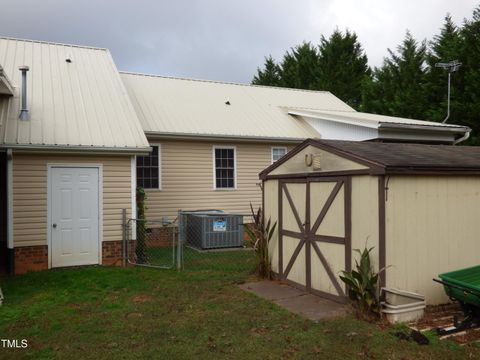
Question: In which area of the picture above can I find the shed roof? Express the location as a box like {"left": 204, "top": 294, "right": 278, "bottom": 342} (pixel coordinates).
{"left": 0, "top": 36, "right": 150, "bottom": 153}
{"left": 120, "top": 71, "right": 351, "bottom": 141}
{"left": 261, "top": 139, "right": 480, "bottom": 178}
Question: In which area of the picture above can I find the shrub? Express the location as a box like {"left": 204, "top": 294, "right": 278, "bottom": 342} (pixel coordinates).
{"left": 136, "top": 186, "right": 147, "bottom": 262}
{"left": 340, "top": 246, "right": 381, "bottom": 317}
{"left": 244, "top": 204, "right": 277, "bottom": 279}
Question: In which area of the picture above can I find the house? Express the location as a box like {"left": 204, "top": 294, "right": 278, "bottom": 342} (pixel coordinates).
{"left": 0, "top": 37, "right": 150, "bottom": 274}
{"left": 260, "top": 139, "right": 480, "bottom": 304}
{"left": 0, "top": 35, "right": 471, "bottom": 274}
{"left": 119, "top": 72, "right": 470, "bottom": 222}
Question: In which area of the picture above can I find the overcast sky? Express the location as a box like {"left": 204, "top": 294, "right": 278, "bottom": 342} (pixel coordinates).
{"left": 0, "top": 0, "right": 477, "bottom": 83}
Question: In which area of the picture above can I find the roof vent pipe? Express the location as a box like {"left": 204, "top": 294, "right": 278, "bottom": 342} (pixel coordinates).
{"left": 18, "top": 66, "right": 29, "bottom": 121}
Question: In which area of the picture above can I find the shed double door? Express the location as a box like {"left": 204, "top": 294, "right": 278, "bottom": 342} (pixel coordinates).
{"left": 278, "top": 177, "right": 351, "bottom": 301}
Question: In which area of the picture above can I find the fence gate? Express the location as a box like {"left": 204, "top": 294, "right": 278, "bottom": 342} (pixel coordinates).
{"left": 124, "top": 218, "right": 177, "bottom": 269}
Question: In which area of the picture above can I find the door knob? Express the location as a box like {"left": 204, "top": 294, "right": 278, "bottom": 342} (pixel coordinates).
{"left": 52, "top": 223, "right": 57, "bottom": 228}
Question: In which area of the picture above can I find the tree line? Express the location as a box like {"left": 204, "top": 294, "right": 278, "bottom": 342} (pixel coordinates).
{"left": 252, "top": 7, "right": 480, "bottom": 144}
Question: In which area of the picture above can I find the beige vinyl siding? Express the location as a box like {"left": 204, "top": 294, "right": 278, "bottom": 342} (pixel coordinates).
{"left": 145, "top": 140, "right": 293, "bottom": 218}
{"left": 13, "top": 154, "right": 132, "bottom": 247}
{"left": 264, "top": 179, "right": 279, "bottom": 273}
{"left": 351, "top": 176, "right": 379, "bottom": 272}
{"left": 385, "top": 175, "right": 480, "bottom": 304}
{"left": 269, "top": 145, "right": 368, "bottom": 176}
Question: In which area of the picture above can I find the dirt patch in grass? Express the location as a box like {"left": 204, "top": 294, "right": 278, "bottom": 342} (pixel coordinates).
{"left": 66, "top": 303, "right": 81, "bottom": 308}
{"left": 126, "top": 312, "right": 143, "bottom": 319}
{"left": 131, "top": 294, "right": 154, "bottom": 303}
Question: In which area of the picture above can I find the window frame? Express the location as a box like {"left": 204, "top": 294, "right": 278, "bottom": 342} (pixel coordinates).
{"left": 212, "top": 145, "right": 237, "bottom": 190}
{"left": 136, "top": 143, "right": 162, "bottom": 190}
{"left": 271, "top": 146, "right": 288, "bottom": 164}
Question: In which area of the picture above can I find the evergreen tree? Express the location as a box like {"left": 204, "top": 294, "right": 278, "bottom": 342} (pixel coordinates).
{"left": 278, "top": 42, "right": 320, "bottom": 89}
{"left": 425, "top": 15, "right": 464, "bottom": 123}
{"left": 252, "top": 56, "right": 281, "bottom": 86}
{"left": 251, "top": 32, "right": 370, "bottom": 110}
{"left": 250, "top": 5, "right": 480, "bottom": 143}
{"left": 459, "top": 6, "right": 480, "bottom": 144}
{"left": 363, "top": 32, "right": 429, "bottom": 119}
{"left": 317, "top": 29, "right": 371, "bottom": 109}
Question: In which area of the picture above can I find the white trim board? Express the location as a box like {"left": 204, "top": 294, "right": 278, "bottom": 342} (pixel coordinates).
{"left": 130, "top": 156, "right": 137, "bottom": 239}
{"left": 6, "top": 149, "right": 13, "bottom": 250}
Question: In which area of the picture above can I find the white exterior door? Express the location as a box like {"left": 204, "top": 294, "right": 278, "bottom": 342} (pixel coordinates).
{"left": 50, "top": 167, "right": 100, "bottom": 267}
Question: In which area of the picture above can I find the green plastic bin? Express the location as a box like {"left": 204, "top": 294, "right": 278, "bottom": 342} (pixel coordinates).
{"left": 439, "top": 265, "right": 480, "bottom": 307}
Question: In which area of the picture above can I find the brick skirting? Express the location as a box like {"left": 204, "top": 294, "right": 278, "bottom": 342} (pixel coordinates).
{"left": 146, "top": 226, "right": 178, "bottom": 247}
{"left": 13, "top": 241, "right": 134, "bottom": 274}
{"left": 14, "top": 245, "right": 48, "bottom": 274}
{"left": 102, "top": 240, "right": 135, "bottom": 266}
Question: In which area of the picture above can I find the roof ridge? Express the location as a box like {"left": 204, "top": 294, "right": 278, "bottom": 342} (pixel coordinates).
{"left": 0, "top": 35, "right": 108, "bottom": 51}
{"left": 119, "top": 70, "right": 334, "bottom": 94}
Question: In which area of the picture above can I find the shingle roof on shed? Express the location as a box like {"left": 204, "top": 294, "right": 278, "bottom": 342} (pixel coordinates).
{"left": 261, "top": 139, "right": 480, "bottom": 178}
{"left": 315, "top": 140, "right": 480, "bottom": 170}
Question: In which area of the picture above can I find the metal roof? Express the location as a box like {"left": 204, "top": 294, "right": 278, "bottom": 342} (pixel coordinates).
{"left": 0, "top": 36, "right": 150, "bottom": 152}
{"left": 120, "top": 71, "right": 355, "bottom": 140}
{"left": 121, "top": 71, "right": 470, "bottom": 143}
{"left": 0, "top": 65, "right": 14, "bottom": 95}
{"left": 288, "top": 109, "right": 470, "bottom": 132}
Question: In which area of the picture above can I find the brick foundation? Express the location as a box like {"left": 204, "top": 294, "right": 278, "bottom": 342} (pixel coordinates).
{"left": 13, "top": 241, "right": 134, "bottom": 274}
{"left": 102, "top": 240, "right": 136, "bottom": 266}
{"left": 14, "top": 245, "right": 48, "bottom": 274}
{"left": 146, "top": 226, "right": 178, "bottom": 247}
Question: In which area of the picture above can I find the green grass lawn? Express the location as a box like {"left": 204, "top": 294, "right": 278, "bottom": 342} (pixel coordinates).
{"left": 137, "top": 245, "right": 256, "bottom": 272}
{"left": 0, "top": 266, "right": 479, "bottom": 360}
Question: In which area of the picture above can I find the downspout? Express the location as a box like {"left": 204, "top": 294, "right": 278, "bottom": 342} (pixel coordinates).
{"left": 6, "top": 149, "right": 14, "bottom": 275}
{"left": 453, "top": 130, "right": 470, "bottom": 145}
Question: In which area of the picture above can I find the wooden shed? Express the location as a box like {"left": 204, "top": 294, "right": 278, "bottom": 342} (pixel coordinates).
{"left": 260, "top": 139, "right": 480, "bottom": 305}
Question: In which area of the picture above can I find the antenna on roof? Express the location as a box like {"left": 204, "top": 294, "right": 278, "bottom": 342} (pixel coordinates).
{"left": 435, "top": 60, "right": 462, "bottom": 123}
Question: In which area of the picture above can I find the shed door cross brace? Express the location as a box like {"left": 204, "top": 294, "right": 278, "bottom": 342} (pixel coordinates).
{"left": 279, "top": 178, "right": 351, "bottom": 297}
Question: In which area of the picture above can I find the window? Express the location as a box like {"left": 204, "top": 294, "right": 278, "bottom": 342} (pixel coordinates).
{"left": 136, "top": 145, "right": 161, "bottom": 189}
{"left": 272, "top": 147, "right": 287, "bottom": 163}
{"left": 214, "top": 147, "right": 236, "bottom": 189}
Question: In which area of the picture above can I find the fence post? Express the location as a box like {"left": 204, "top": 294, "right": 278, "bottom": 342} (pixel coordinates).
{"left": 177, "top": 211, "right": 183, "bottom": 270}
{"left": 122, "top": 208, "right": 127, "bottom": 267}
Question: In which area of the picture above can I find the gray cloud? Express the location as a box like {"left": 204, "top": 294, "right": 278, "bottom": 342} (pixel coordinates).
{"left": 0, "top": 0, "right": 477, "bottom": 83}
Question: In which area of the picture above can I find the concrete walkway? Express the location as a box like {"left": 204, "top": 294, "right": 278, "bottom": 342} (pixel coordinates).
{"left": 239, "top": 280, "right": 348, "bottom": 321}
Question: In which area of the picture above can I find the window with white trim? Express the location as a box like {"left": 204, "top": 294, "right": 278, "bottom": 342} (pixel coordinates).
{"left": 214, "top": 147, "right": 235, "bottom": 189}
{"left": 272, "top": 147, "right": 287, "bottom": 163}
{"left": 136, "top": 145, "right": 161, "bottom": 189}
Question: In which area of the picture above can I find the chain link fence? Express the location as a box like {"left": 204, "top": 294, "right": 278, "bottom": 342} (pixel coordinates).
{"left": 123, "top": 210, "right": 256, "bottom": 273}
{"left": 177, "top": 211, "right": 256, "bottom": 273}
{"left": 125, "top": 217, "right": 178, "bottom": 269}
